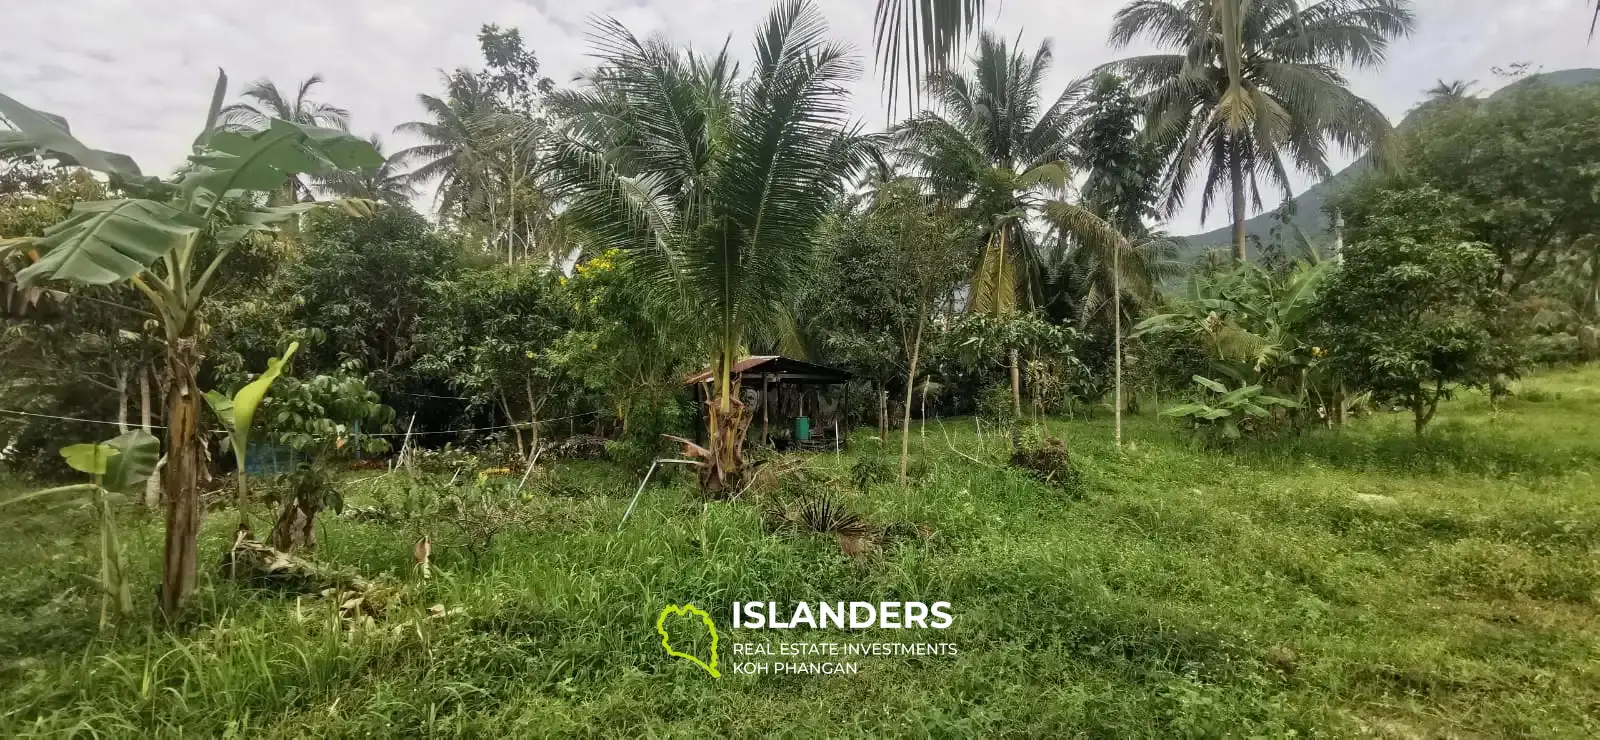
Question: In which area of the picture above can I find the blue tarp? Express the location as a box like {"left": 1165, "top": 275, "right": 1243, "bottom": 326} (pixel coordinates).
{"left": 243, "top": 443, "right": 297, "bottom": 476}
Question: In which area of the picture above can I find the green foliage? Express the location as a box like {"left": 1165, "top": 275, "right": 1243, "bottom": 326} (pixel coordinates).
{"left": 894, "top": 32, "right": 1133, "bottom": 316}
{"left": 207, "top": 342, "right": 299, "bottom": 468}
{"left": 100, "top": 430, "right": 160, "bottom": 494}
{"left": 1103, "top": 0, "right": 1412, "bottom": 258}
{"left": 240, "top": 205, "right": 459, "bottom": 387}
{"left": 1315, "top": 186, "right": 1516, "bottom": 434}
{"left": 282, "top": 460, "right": 342, "bottom": 516}
{"left": 259, "top": 368, "right": 395, "bottom": 456}
{"left": 7, "top": 366, "right": 1600, "bottom": 735}
{"left": 1163, "top": 375, "right": 1299, "bottom": 448}
{"left": 849, "top": 444, "right": 894, "bottom": 493}
{"left": 811, "top": 181, "right": 971, "bottom": 384}
{"left": 795, "top": 493, "right": 871, "bottom": 537}
{"left": 0, "top": 92, "right": 139, "bottom": 175}
{"left": 58, "top": 443, "right": 116, "bottom": 476}
{"left": 551, "top": 249, "right": 697, "bottom": 457}
{"left": 415, "top": 261, "right": 571, "bottom": 454}
{"left": 944, "top": 311, "right": 1078, "bottom": 375}
{"left": 1339, "top": 79, "right": 1600, "bottom": 295}
{"left": 976, "top": 382, "right": 1019, "bottom": 428}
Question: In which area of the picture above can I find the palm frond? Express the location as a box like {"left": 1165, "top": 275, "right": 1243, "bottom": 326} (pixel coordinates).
{"left": 872, "top": 0, "right": 990, "bottom": 117}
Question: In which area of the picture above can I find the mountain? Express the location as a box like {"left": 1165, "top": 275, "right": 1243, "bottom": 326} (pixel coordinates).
{"left": 1176, "top": 68, "right": 1600, "bottom": 259}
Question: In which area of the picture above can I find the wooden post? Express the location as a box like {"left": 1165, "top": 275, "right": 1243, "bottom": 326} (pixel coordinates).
{"left": 761, "top": 373, "right": 770, "bottom": 444}
{"left": 842, "top": 381, "right": 850, "bottom": 438}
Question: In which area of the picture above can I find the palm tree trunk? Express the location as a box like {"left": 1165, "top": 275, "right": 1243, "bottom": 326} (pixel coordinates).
{"left": 899, "top": 311, "right": 924, "bottom": 485}
{"left": 1113, "top": 241, "right": 1123, "bottom": 450}
{"left": 1009, "top": 347, "right": 1022, "bottom": 417}
{"left": 1230, "top": 135, "right": 1247, "bottom": 262}
{"left": 703, "top": 345, "right": 748, "bottom": 495}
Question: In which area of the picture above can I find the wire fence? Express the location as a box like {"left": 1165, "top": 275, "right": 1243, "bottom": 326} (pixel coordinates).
{"left": 0, "top": 408, "right": 601, "bottom": 438}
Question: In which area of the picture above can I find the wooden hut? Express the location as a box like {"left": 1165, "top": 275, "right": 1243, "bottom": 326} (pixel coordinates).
{"left": 683, "top": 356, "right": 853, "bottom": 450}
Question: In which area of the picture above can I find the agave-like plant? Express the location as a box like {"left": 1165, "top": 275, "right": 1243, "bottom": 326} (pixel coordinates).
{"left": 0, "top": 74, "right": 380, "bottom": 618}
{"left": 548, "top": 0, "right": 867, "bottom": 494}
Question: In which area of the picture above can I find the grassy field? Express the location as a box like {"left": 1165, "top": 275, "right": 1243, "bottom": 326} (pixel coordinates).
{"left": 3, "top": 367, "right": 1598, "bottom": 737}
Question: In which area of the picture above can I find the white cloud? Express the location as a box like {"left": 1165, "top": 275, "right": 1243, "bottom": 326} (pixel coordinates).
{"left": 3, "top": 0, "right": 1596, "bottom": 234}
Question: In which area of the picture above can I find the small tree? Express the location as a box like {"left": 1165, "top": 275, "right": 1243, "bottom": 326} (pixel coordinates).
{"left": 415, "top": 263, "right": 571, "bottom": 459}
{"left": 1315, "top": 186, "right": 1514, "bottom": 434}
{"left": 813, "top": 182, "right": 968, "bottom": 483}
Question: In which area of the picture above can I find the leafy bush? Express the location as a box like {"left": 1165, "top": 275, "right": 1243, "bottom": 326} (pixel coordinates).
{"left": 410, "top": 445, "right": 479, "bottom": 477}
{"left": 976, "top": 382, "right": 1019, "bottom": 428}
{"left": 849, "top": 445, "right": 894, "bottom": 492}
{"left": 1315, "top": 186, "right": 1517, "bottom": 434}
{"left": 1164, "top": 376, "right": 1299, "bottom": 448}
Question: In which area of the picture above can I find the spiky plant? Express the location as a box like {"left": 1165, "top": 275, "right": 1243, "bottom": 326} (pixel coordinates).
{"left": 797, "top": 494, "right": 872, "bottom": 537}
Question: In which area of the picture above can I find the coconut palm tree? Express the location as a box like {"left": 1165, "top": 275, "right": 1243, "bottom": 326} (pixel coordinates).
{"left": 314, "top": 135, "right": 416, "bottom": 205}
{"left": 393, "top": 73, "right": 557, "bottom": 264}
{"left": 893, "top": 33, "right": 1095, "bottom": 313}
{"left": 1103, "top": 0, "right": 1415, "bottom": 262}
{"left": 872, "top": 0, "right": 990, "bottom": 114}
{"left": 219, "top": 75, "right": 350, "bottom": 203}
{"left": 390, "top": 72, "right": 501, "bottom": 220}
{"left": 547, "top": 0, "right": 865, "bottom": 493}
{"left": 1425, "top": 79, "right": 1476, "bottom": 102}
{"left": 894, "top": 32, "right": 1132, "bottom": 412}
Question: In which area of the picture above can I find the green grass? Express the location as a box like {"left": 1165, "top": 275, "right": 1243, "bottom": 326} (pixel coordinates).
{"left": 3, "top": 367, "right": 1599, "bottom": 737}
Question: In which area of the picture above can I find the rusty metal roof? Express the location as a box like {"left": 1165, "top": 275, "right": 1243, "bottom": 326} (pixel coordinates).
{"left": 683, "top": 355, "right": 853, "bottom": 385}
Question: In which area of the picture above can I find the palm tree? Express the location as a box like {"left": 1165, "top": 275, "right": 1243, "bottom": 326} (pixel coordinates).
{"left": 547, "top": 0, "right": 864, "bottom": 493}
{"left": 219, "top": 75, "right": 350, "bottom": 203}
{"left": 872, "top": 0, "right": 990, "bottom": 114}
{"left": 391, "top": 72, "right": 501, "bottom": 220}
{"left": 894, "top": 32, "right": 1129, "bottom": 412}
{"left": 1104, "top": 0, "right": 1415, "bottom": 262}
{"left": 1425, "top": 79, "right": 1476, "bottom": 102}
{"left": 393, "top": 73, "right": 557, "bottom": 264}
{"left": 315, "top": 135, "right": 416, "bottom": 204}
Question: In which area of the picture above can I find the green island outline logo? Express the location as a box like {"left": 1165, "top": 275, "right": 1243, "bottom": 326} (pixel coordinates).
{"left": 656, "top": 603, "right": 721, "bottom": 678}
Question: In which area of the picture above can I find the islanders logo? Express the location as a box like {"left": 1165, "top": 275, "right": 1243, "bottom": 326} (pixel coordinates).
{"left": 656, "top": 604, "right": 721, "bottom": 678}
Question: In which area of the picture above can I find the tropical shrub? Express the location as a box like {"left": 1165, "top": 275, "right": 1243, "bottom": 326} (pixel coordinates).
{"left": 1314, "top": 186, "right": 1517, "bottom": 434}
{"left": 1164, "top": 375, "right": 1299, "bottom": 448}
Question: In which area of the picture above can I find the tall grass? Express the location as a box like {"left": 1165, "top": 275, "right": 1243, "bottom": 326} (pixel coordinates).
{"left": 2, "top": 367, "right": 1598, "bottom": 736}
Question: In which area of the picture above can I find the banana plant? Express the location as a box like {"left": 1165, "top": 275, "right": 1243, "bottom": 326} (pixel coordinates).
{"left": 1132, "top": 260, "right": 1330, "bottom": 396}
{"left": 2, "top": 430, "right": 160, "bottom": 627}
{"left": 2, "top": 74, "right": 381, "bottom": 618}
{"left": 1163, "top": 375, "right": 1299, "bottom": 447}
{"left": 205, "top": 342, "right": 299, "bottom": 533}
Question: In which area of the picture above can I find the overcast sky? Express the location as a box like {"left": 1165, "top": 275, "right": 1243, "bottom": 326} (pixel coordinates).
{"left": 3, "top": 0, "right": 1596, "bottom": 234}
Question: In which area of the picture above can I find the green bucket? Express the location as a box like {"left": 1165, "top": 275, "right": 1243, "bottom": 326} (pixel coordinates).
{"left": 794, "top": 415, "right": 811, "bottom": 441}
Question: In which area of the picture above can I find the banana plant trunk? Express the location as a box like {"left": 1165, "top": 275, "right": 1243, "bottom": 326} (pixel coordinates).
{"left": 159, "top": 339, "right": 204, "bottom": 620}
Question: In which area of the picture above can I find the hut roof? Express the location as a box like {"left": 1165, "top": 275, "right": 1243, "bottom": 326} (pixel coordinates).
{"left": 683, "top": 356, "right": 853, "bottom": 386}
